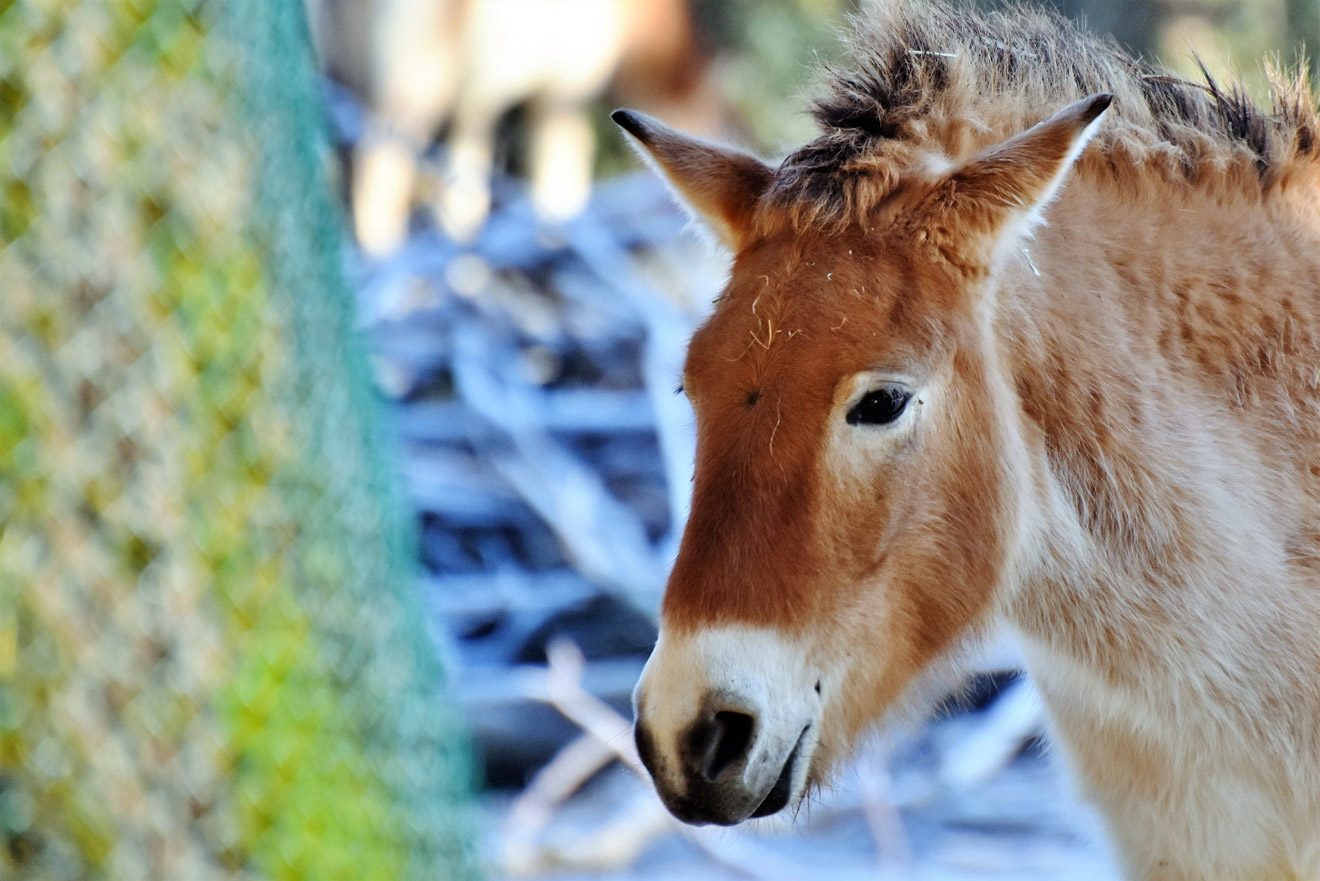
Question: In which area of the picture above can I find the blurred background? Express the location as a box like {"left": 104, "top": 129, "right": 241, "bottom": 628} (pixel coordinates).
{"left": 2, "top": 1, "right": 1314, "bottom": 880}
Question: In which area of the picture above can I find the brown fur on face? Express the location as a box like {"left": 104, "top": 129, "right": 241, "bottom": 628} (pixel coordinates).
{"left": 660, "top": 208, "right": 1030, "bottom": 755}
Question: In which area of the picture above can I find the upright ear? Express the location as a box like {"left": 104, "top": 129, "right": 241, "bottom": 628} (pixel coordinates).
{"left": 924, "top": 93, "right": 1113, "bottom": 268}
{"left": 612, "top": 109, "right": 773, "bottom": 251}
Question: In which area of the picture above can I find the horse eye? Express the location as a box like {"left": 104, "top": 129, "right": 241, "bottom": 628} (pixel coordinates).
{"left": 846, "top": 387, "right": 912, "bottom": 426}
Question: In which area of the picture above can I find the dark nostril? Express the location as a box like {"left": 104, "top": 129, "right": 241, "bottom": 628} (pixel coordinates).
{"left": 689, "top": 710, "right": 756, "bottom": 783}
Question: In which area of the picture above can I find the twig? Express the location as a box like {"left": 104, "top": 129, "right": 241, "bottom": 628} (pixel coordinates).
{"left": 502, "top": 733, "right": 616, "bottom": 875}
{"left": 856, "top": 746, "right": 913, "bottom": 873}
{"left": 543, "top": 638, "right": 647, "bottom": 774}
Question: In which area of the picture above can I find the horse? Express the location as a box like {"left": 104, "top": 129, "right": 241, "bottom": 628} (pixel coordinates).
{"left": 615, "top": 1, "right": 1320, "bottom": 877}
{"left": 304, "top": 0, "right": 726, "bottom": 253}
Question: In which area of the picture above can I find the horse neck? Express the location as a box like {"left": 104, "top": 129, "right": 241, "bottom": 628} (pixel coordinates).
{"left": 992, "top": 165, "right": 1320, "bottom": 695}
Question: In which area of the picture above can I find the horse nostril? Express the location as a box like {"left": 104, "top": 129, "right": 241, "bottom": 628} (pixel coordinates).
{"left": 689, "top": 710, "right": 756, "bottom": 783}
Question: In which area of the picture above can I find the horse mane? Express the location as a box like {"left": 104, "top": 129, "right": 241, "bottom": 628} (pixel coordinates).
{"left": 766, "top": 0, "right": 1320, "bottom": 230}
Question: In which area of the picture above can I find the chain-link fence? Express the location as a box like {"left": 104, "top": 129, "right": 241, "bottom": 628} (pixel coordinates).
{"left": 0, "top": 2, "right": 478, "bottom": 879}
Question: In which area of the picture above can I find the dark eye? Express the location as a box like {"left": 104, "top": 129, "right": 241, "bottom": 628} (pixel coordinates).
{"left": 846, "top": 387, "right": 912, "bottom": 426}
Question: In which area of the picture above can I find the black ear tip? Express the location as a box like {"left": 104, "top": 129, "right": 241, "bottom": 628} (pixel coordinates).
{"left": 611, "top": 109, "right": 650, "bottom": 143}
{"left": 1085, "top": 93, "right": 1115, "bottom": 121}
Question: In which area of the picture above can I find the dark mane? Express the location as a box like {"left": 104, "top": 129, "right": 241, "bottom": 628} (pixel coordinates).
{"left": 766, "top": 0, "right": 1319, "bottom": 228}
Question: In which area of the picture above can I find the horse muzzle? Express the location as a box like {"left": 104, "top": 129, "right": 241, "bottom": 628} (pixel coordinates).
{"left": 632, "top": 626, "right": 822, "bottom": 825}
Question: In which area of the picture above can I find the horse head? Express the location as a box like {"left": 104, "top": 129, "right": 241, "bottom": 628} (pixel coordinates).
{"left": 617, "top": 94, "right": 1110, "bottom": 825}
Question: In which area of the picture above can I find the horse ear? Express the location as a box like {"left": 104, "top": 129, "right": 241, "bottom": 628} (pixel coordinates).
{"left": 612, "top": 109, "right": 773, "bottom": 251}
{"left": 925, "top": 93, "right": 1113, "bottom": 267}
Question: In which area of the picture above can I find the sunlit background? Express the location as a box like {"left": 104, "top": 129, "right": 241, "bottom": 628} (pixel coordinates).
{"left": 3, "top": 1, "right": 1315, "bottom": 879}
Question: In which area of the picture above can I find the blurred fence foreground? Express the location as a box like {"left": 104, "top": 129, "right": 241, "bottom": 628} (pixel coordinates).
{"left": 0, "top": 3, "right": 477, "bottom": 880}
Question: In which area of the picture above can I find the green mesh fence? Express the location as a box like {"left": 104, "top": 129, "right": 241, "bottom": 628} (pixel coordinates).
{"left": 0, "top": 2, "right": 478, "bottom": 879}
